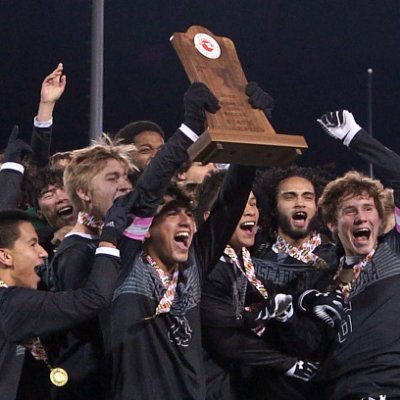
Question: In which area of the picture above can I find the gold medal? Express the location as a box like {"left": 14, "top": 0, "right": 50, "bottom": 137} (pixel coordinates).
{"left": 339, "top": 268, "right": 355, "bottom": 284}
{"left": 50, "top": 367, "right": 68, "bottom": 387}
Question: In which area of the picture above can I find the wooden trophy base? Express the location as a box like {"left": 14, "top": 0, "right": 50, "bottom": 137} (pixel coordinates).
{"left": 170, "top": 25, "right": 308, "bottom": 167}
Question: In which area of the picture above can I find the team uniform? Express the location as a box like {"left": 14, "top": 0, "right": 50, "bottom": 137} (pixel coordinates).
{"left": 315, "top": 242, "right": 400, "bottom": 399}
{"left": 246, "top": 234, "right": 338, "bottom": 400}
{"left": 49, "top": 233, "right": 103, "bottom": 400}
{"left": 0, "top": 249, "right": 120, "bottom": 400}
{"left": 201, "top": 250, "right": 298, "bottom": 400}
{"left": 109, "top": 164, "right": 255, "bottom": 400}
{"left": 346, "top": 128, "right": 400, "bottom": 254}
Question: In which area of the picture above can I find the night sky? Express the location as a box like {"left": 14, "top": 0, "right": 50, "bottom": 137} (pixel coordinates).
{"left": 1, "top": 1, "right": 400, "bottom": 175}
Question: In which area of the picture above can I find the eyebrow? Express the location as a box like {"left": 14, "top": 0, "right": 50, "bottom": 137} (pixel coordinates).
{"left": 280, "top": 190, "right": 315, "bottom": 196}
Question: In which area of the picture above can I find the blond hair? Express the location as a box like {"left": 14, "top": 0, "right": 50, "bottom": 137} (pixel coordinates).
{"left": 64, "top": 138, "right": 136, "bottom": 212}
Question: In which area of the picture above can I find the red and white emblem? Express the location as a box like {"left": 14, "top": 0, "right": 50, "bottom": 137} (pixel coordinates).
{"left": 194, "top": 33, "right": 221, "bottom": 59}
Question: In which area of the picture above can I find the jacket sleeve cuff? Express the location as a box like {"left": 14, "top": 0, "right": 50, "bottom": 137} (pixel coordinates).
{"left": 179, "top": 123, "right": 200, "bottom": 142}
{"left": 0, "top": 162, "right": 24, "bottom": 174}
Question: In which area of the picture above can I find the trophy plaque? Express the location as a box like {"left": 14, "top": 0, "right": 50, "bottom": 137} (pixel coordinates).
{"left": 170, "top": 25, "right": 308, "bottom": 166}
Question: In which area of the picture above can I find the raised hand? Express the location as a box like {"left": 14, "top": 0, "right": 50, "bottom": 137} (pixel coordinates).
{"left": 4, "top": 125, "right": 32, "bottom": 163}
{"left": 40, "top": 63, "right": 67, "bottom": 104}
{"left": 317, "top": 110, "right": 362, "bottom": 146}
{"left": 245, "top": 81, "right": 274, "bottom": 119}
{"left": 183, "top": 82, "right": 220, "bottom": 135}
{"left": 37, "top": 63, "right": 67, "bottom": 122}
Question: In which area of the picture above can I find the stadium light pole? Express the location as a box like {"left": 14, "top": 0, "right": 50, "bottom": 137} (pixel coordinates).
{"left": 89, "top": 0, "right": 104, "bottom": 141}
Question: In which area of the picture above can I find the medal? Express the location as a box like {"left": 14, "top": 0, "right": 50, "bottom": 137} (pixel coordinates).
{"left": 50, "top": 367, "right": 69, "bottom": 387}
{"left": 339, "top": 268, "right": 355, "bottom": 284}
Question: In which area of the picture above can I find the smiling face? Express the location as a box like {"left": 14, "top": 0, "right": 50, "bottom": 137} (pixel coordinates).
{"left": 0, "top": 221, "right": 48, "bottom": 289}
{"left": 332, "top": 191, "right": 382, "bottom": 256}
{"left": 276, "top": 176, "right": 317, "bottom": 244}
{"left": 133, "top": 131, "right": 164, "bottom": 171}
{"left": 38, "top": 184, "right": 75, "bottom": 228}
{"left": 144, "top": 198, "right": 196, "bottom": 272}
{"left": 229, "top": 192, "right": 259, "bottom": 252}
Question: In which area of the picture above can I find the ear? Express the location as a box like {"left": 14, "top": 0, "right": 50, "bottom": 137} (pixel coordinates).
{"left": 144, "top": 230, "right": 151, "bottom": 240}
{"left": 203, "top": 210, "right": 210, "bottom": 221}
{"left": 176, "top": 171, "right": 187, "bottom": 182}
{"left": 76, "top": 188, "right": 90, "bottom": 203}
{"left": 327, "top": 222, "right": 336, "bottom": 234}
{"left": 0, "top": 248, "right": 13, "bottom": 267}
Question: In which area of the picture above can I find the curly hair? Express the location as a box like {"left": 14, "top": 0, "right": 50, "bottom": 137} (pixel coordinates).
{"left": 254, "top": 165, "right": 336, "bottom": 240}
{"left": 318, "top": 170, "right": 386, "bottom": 229}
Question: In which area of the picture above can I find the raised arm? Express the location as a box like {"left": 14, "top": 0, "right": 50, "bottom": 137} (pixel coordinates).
{"left": 31, "top": 63, "right": 67, "bottom": 166}
{"left": 317, "top": 110, "right": 400, "bottom": 196}
{"left": 0, "top": 126, "right": 32, "bottom": 209}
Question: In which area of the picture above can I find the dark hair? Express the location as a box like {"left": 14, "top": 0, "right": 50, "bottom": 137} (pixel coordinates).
{"left": 254, "top": 164, "right": 336, "bottom": 239}
{"left": 0, "top": 209, "right": 32, "bottom": 248}
{"left": 31, "top": 167, "right": 65, "bottom": 209}
{"left": 194, "top": 170, "right": 226, "bottom": 226}
{"left": 154, "top": 183, "right": 195, "bottom": 222}
{"left": 114, "top": 120, "right": 165, "bottom": 144}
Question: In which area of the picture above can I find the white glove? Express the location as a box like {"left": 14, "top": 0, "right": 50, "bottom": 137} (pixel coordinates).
{"left": 317, "top": 110, "right": 362, "bottom": 146}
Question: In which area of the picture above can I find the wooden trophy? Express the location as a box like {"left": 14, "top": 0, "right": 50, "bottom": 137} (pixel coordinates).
{"left": 170, "top": 25, "right": 308, "bottom": 166}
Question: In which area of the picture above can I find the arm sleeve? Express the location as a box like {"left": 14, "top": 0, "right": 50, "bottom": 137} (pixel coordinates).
{"left": 350, "top": 129, "right": 400, "bottom": 198}
{"left": 30, "top": 124, "right": 52, "bottom": 167}
{"left": 128, "top": 127, "right": 193, "bottom": 218}
{"left": 194, "top": 165, "right": 256, "bottom": 279}
{"left": 0, "top": 169, "right": 23, "bottom": 209}
{"left": 51, "top": 244, "right": 95, "bottom": 290}
{"left": 0, "top": 252, "right": 119, "bottom": 343}
{"left": 203, "top": 326, "right": 297, "bottom": 372}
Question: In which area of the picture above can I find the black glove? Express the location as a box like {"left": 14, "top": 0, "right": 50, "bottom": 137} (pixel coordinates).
{"left": 4, "top": 125, "right": 32, "bottom": 163}
{"left": 100, "top": 190, "right": 136, "bottom": 246}
{"left": 285, "top": 360, "right": 319, "bottom": 382}
{"left": 183, "top": 82, "right": 220, "bottom": 134}
{"left": 298, "top": 289, "right": 344, "bottom": 328}
{"left": 245, "top": 81, "right": 274, "bottom": 119}
{"left": 243, "top": 293, "right": 293, "bottom": 328}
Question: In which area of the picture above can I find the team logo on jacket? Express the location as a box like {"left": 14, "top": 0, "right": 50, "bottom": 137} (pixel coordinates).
{"left": 194, "top": 33, "right": 221, "bottom": 59}
{"left": 168, "top": 316, "right": 193, "bottom": 347}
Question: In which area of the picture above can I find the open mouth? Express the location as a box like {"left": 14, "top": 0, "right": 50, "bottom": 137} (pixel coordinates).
{"left": 292, "top": 211, "right": 307, "bottom": 228}
{"left": 174, "top": 231, "right": 190, "bottom": 249}
{"left": 240, "top": 221, "right": 256, "bottom": 233}
{"left": 57, "top": 206, "right": 73, "bottom": 219}
{"left": 353, "top": 227, "right": 371, "bottom": 241}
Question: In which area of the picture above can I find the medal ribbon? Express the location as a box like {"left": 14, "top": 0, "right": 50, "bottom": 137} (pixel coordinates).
{"left": 224, "top": 246, "right": 269, "bottom": 337}
{"left": 272, "top": 233, "right": 325, "bottom": 267}
{"left": 77, "top": 211, "right": 103, "bottom": 230}
{"left": 336, "top": 249, "right": 375, "bottom": 299}
{"left": 224, "top": 245, "right": 268, "bottom": 299}
{"left": 145, "top": 254, "right": 179, "bottom": 319}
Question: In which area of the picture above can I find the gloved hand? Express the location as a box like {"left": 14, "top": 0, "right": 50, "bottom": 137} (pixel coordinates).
{"left": 298, "top": 289, "right": 344, "bottom": 328}
{"left": 285, "top": 360, "right": 319, "bottom": 382}
{"left": 4, "top": 125, "right": 32, "bottom": 163}
{"left": 100, "top": 190, "right": 136, "bottom": 246}
{"left": 183, "top": 82, "right": 220, "bottom": 134}
{"left": 317, "top": 110, "right": 362, "bottom": 146}
{"left": 245, "top": 81, "right": 274, "bottom": 119}
{"left": 244, "top": 293, "right": 293, "bottom": 328}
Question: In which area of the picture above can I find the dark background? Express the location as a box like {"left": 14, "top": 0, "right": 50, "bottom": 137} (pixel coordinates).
{"left": 1, "top": 0, "right": 400, "bottom": 174}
